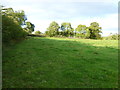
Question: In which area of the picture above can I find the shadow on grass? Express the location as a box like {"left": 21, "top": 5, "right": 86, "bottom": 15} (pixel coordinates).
{"left": 3, "top": 37, "right": 118, "bottom": 88}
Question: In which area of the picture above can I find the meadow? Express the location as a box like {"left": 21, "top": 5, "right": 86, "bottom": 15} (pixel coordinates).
{"left": 3, "top": 37, "right": 118, "bottom": 88}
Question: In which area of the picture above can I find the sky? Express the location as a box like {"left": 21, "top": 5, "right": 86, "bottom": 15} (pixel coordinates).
{"left": 1, "top": 0, "right": 119, "bottom": 36}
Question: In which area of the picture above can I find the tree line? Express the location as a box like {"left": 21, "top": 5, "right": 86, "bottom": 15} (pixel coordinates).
{"left": 2, "top": 6, "right": 119, "bottom": 44}
{"left": 45, "top": 21, "right": 102, "bottom": 39}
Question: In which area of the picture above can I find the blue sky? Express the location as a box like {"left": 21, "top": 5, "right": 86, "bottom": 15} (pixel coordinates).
{"left": 1, "top": 0, "right": 119, "bottom": 36}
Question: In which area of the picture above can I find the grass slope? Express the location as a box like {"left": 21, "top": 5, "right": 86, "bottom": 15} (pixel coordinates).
{"left": 3, "top": 37, "right": 118, "bottom": 88}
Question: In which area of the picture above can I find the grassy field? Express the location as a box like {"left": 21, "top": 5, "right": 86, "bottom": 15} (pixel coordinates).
{"left": 3, "top": 37, "right": 118, "bottom": 88}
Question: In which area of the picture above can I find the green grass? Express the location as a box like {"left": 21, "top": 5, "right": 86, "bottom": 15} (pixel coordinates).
{"left": 3, "top": 37, "right": 118, "bottom": 88}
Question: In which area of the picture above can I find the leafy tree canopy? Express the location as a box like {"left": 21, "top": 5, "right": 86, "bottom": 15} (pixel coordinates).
{"left": 35, "top": 31, "right": 41, "bottom": 35}
{"left": 24, "top": 21, "right": 35, "bottom": 33}
{"left": 61, "top": 22, "right": 74, "bottom": 37}
{"left": 75, "top": 24, "right": 90, "bottom": 39}
{"left": 46, "top": 21, "right": 60, "bottom": 37}
{"left": 2, "top": 7, "right": 27, "bottom": 26}
{"left": 89, "top": 22, "right": 102, "bottom": 39}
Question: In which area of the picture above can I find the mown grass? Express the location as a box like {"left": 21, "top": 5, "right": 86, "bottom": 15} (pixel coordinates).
{"left": 3, "top": 37, "right": 118, "bottom": 88}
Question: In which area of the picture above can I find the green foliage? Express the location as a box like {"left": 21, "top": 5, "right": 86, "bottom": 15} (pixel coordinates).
{"left": 45, "top": 21, "right": 102, "bottom": 39}
{"left": 35, "top": 31, "right": 41, "bottom": 35}
{"left": 23, "top": 21, "right": 35, "bottom": 33}
{"left": 104, "top": 33, "right": 120, "bottom": 40}
{"left": 2, "top": 7, "right": 28, "bottom": 44}
{"left": 45, "top": 21, "right": 60, "bottom": 37}
{"left": 2, "top": 7, "right": 35, "bottom": 34}
{"left": 2, "top": 15, "right": 28, "bottom": 43}
{"left": 75, "top": 24, "right": 90, "bottom": 39}
{"left": 2, "top": 7, "right": 27, "bottom": 26}
{"left": 61, "top": 22, "right": 74, "bottom": 37}
{"left": 88, "top": 22, "right": 102, "bottom": 39}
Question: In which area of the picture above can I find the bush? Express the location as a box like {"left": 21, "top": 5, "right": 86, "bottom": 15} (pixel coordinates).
{"left": 2, "top": 15, "right": 28, "bottom": 44}
{"left": 103, "top": 34, "right": 119, "bottom": 40}
{"left": 35, "top": 31, "right": 41, "bottom": 35}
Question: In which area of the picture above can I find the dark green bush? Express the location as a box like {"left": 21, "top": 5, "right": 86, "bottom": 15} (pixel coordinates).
{"left": 2, "top": 15, "right": 28, "bottom": 44}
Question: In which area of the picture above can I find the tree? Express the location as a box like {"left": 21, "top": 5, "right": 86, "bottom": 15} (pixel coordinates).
{"left": 2, "top": 14, "right": 27, "bottom": 43}
{"left": 75, "top": 24, "right": 90, "bottom": 39}
{"left": 88, "top": 22, "right": 102, "bottom": 39}
{"left": 61, "top": 22, "right": 74, "bottom": 37}
{"left": 2, "top": 7, "right": 27, "bottom": 26}
{"left": 35, "top": 31, "right": 41, "bottom": 35}
{"left": 46, "top": 21, "right": 60, "bottom": 37}
{"left": 2, "top": 7, "right": 28, "bottom": 44}
{"left": 24, "top": 21, "right": 35, "bottom": 33}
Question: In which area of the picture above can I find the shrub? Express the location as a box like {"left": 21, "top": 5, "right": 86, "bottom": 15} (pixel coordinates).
{"left": 35, "top": 31, "right": 41, "bottom": 35}
{"left": 2, "top": 15, "right": 28, "bottom": 44}
{"left": 104, "top": 34, "right": 119, "bottom": 40}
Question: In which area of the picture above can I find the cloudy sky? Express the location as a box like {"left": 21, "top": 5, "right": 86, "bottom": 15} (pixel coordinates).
{"left": 1, "top": 0, "right": 119, "bottom": 36}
